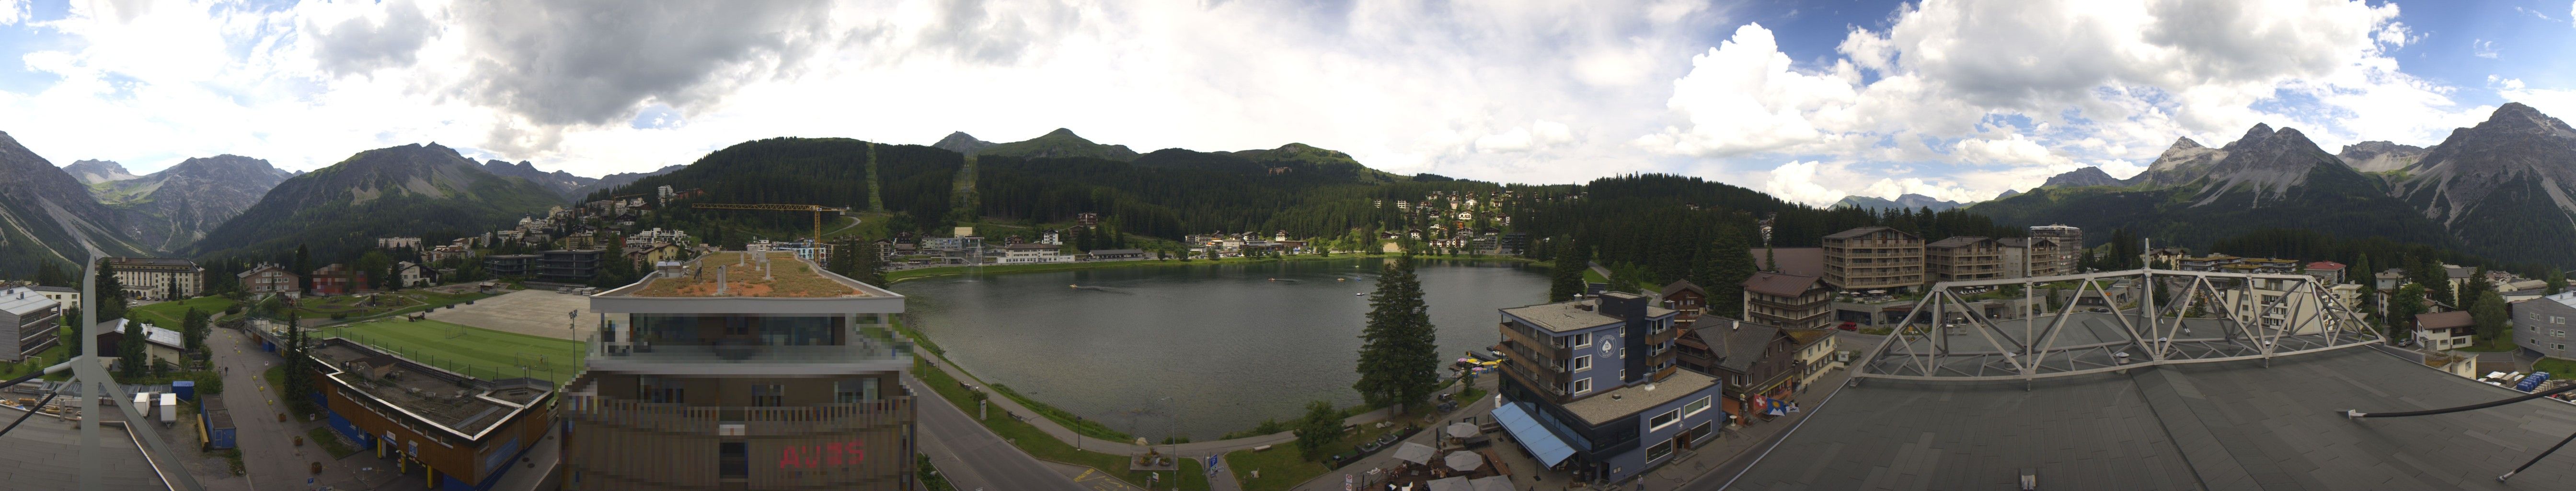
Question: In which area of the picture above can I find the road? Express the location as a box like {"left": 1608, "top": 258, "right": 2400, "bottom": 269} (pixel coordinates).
{"left": 907, "top": 377, "right": 1088, "bottom": 491}
{"left": 207, "top": 326, "right": 417, "bottom": 491}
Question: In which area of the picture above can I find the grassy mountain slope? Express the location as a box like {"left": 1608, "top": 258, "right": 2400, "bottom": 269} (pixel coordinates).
{"left": 189, "top": 143, "right": 562, "bottom": 261}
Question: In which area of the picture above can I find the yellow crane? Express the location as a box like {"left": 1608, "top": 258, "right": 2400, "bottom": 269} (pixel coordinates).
{"left": 690, "top": 203, "right": 852, "bottom": 244}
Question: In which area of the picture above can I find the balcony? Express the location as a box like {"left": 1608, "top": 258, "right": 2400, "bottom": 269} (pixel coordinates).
{"left": 567, "top": 397, "right": 915, "bottom": 436}
{"left": 590, "top": 329, "right": 913, "bottom": 375}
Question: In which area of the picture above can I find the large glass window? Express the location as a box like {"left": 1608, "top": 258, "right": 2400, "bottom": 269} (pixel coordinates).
{"left": 1645, "top": 438, "right": 1673, "bottom": 462}
{"left": 1684, "top": 396, "right": 1712, "bottom": 417}
{"left": 630, "top": 314, "right": 843, "bottom": 347}
{"left": 835, "top": 378, "right": 880, "bottom": 403}
{"left": 1649, "top": 409, "right": 1680, "bottom": 431}
{"left": 640, "top": 376, "right": 683, "bottom": 404}
{"left": 753, "top": 384, "right": 785, "bottom": 407}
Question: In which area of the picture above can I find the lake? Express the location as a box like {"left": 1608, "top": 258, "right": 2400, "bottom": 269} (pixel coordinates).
{"left": 892, "top": 257, "right": 1550, "bottom": 440}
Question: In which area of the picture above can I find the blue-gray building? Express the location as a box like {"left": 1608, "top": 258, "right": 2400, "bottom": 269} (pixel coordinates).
{"left": 2516, "top": 292, "right": 2576, "bottom": 359}
{"left": 1492, "top": 292, "right": 1725, "bottom": 484}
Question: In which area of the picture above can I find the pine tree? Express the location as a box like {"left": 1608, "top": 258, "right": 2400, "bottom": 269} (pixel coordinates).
{"left": 60, "top": 308, "right": 82, "bottom": 360}
{"left": 93, "top": 259, "right": 127, "bottom": 326}
{"left": 2388, "top": 283, "right": 2426, "bottom": 337}
{"left": 119, "top": 316, "right": 146, "bottom": 378}
{"left": 2472, "top": 289, "right": 2509, "bottom": 342}
{"left": 1353, "top": 256, "right": 1439, "bottom": 413}
{"left": 183, "top": 308, "right": 208, "bottom": 353}
{"left": 1706, "top": 232, "right": 1756, "bottom": 318}
{"left": 282, "top": 312, "right": 312, "bottom": 415}
{"left": 2550, "top": 269, "right": 2566, "bottom": 296}
{"left": 1548, "top": 243, "right": 1586, "bottom": 302}
{"left": 293, "top": 244, "right": 312, "bottom": 294}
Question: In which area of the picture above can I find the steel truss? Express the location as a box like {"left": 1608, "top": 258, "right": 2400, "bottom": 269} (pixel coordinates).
{"left": 1855, "top": 268, "right": 2382, "bottom": 382}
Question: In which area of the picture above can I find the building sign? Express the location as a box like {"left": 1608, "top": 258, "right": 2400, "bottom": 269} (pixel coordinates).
{"left": 777, "top": 440, "right": 866, "bottom": 469}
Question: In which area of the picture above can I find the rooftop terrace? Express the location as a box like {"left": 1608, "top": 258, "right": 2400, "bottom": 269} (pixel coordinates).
{"left": 622, "top": 252, "right": 867, "bottom": 298}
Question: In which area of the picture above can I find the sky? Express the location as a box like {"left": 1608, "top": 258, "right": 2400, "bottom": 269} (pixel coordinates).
{"left": 1, "top": 0, "right": 2572, "bottom": 206}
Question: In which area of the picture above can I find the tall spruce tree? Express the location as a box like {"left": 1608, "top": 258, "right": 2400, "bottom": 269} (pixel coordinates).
{"left": 1548, "top": 242, "right": 1585, "bottom": 302}
{"left": 1354, "top": 255, "right": 1439, "bottom": 413}
{"left": 1705, "top": 232, "right": 1756, "bottom": 318}
{"left": 2550, "top": 269, "right": 2567, "bottom": 296}
{"left": 2388, "top": 283, "right": 2426, "bottom": 337}
{"left": 119, "top": 315, "right": 146, "bottom": 378}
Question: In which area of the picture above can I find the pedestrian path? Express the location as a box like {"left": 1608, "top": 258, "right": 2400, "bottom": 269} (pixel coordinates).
{"left": 925, "top": 354, "right": 1416, "bottom": 458}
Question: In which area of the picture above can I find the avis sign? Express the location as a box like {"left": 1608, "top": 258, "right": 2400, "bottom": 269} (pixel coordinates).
{"left": 778, "top": 440, "right": 867, "bottom": 469}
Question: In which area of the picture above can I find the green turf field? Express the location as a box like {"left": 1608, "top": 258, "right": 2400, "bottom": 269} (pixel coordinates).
{"left": 128, "top": 296, "right": 242, "bottom": 327}
{"left": 321, "top": 318, "right": 588, "bottom": 383}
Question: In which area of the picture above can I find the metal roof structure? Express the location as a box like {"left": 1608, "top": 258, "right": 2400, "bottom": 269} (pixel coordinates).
{"left": 1719, "top": 347, "right": 2576, "bottom": 490}
{"left": 1855, "top": 269, "right": 2380, "bottom": 382}
{"left": 1713, "top": 268, "right": 2576, "bottom": 490}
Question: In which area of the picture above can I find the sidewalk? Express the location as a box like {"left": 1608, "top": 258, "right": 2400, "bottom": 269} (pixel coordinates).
{"left": 927, "top": 354, "right": 1425, "bottom": 458}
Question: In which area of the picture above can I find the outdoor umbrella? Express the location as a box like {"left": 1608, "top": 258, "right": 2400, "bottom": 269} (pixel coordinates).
{"left": 1445, "top": 422, "right": 1478, "bottom": 439}
{"left": 1392, "top": 442, "right": 1438, "bottom": 464}
{"left": 1470, "top": 476, "right": 1514, "bottom": 491}
{"left": 1444, "top": 451, "right": 1484, "bottom": 472}
{"left": 1425, "top": 476, "right": 1473, "bottom": 491}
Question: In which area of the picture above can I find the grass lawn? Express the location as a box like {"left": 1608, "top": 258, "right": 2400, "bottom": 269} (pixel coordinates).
{"left": 1227, "top": 446, "right": 1332, "bottom": 491}
{"left": 319, "top": 318, "right": 586, "bottom": 382}
{"left": 2458, "top": 335, "right": 2520, "bottom": 352}
{"left": 1581, "top": 268, "right": 1607, "bottom": 284}
{"left": 2532, "top": 357, "right": 2576, "bottom": 376}
{"left": 0, "top": 344, "right": 65, "bottom": 380}
{"left": 914, "top": 359, "right": 1209, "bottom": 491}
{"left": 130, "top": 296, "right": 242, "bottom": 327}
{"left": 308, "top": 427, "right": 359, "bottom": 458}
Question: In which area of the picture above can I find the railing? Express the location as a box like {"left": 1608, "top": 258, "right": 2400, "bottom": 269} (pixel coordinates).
{"left": 568, "top": 397, "right": 916, "bottom": 435}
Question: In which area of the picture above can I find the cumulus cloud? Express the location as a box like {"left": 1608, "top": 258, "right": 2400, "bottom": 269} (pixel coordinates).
{"left": 2472, "top": 39, "right": 2499, "bottom": 59}
{"left": 310, "top": 0, "right": 437, "bottom": 76}
{"left": 1646, "top": 0, "right": 2484, "bottom": 202}
{"left": 0, "top": 0, "right": 24, "bottom": 26}
{"left": 2499, "top": 78, "right": 2576, "bottom": 121}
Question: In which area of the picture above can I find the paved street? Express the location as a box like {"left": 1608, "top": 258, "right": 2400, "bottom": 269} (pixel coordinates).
{"left": 207, "top": 326, "right": 422, "bottom": 491}
{"left": 908, "top": 376, "right": 1090, "bottom": 491}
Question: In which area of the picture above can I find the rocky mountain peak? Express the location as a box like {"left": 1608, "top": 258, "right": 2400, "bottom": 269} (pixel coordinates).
{"left": 2240, "top": 123, "right": 2275, "bottom": 142}
{"left": 2169, "top": 137, "right": 2204, "bottom": 151}
{"left": 931, "top": 131, "right": 998, "bottom": 154}
{"left": 64, "top": 159, "right": 140, "bottom": 184}
{"left": 2335, "top": 141, "right": 2428, "bottom": 173}
{"left": 2040, "top": 166, "right": 2125, "bottom": 188}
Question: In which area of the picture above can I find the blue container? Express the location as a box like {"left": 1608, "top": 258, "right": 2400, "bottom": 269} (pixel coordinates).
{"left": 171, "top": 381, "right": 195, "bottom": 401}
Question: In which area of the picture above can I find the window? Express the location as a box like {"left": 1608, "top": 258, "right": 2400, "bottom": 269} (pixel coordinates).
{"left": 752, "top": 384, "right": 785, "bottom": 407}
{"left": 1572, "top": 378, "right": 1592, "bottom": 395}
{"left": 2556, "top": 316, "right": 2567, "bottom": 325}
{"left": 835, "top": 378, "right": 880, "bottom": 403}
{"left": 2557, "top": 330, "right": 2568, "bottom": 339}
{"left": 640, "top": 376, "right": 683, "bottom": 404}
{"left": 1573, "top": 332, "right": 1593, "bottom": 348}
{"left": 1648, "top": 409, "right": 1681, "bottom": 431}
{"left": 719, "top": 442, "right": 748, "bottom": 478}
{"left": 1645, "top": 439, "right": 1674, "bottom": 462}
{"left": 1684, "top": 396, "right": 1712, "bottom": 417}
{"left": 1572, "top": 355, "right": 1592, "bottom": 372}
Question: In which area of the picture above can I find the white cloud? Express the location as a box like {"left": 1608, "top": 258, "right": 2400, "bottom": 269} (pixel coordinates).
{"left": 2095, "top": 159, "right": 2148, "bottom": 179}
{"left": 1644, "top": 0, "right": 2484, "bottom": 202}
{"left": 1760, "top": 161, "right": 1849, "bottom": 206}
{"left": 0, "top": 0, "right": 23, "bottom": 25}
{"left": 0, "top": 0, "right": 1728, "bottom": 185}
{"left": 2499, "top": 78, "right": 2576, "bottom": 121}
{"left": 2472, "top": 39, "right": 2499, "bottom": 59}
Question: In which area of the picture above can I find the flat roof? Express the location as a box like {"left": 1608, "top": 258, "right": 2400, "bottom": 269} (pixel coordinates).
{"left": 1721, "top": 348, "right": 2576, "bottom": 490}
{"left": 0, "top": 287, "right": 57, "bottom": 315}
{"left": 1559, "top": 369, "right": 1717, "bottom": 426}
{"left": 309, "top": 341, "right": 549, "bottom": 441}
{"left": 621, "top": 252, "right": 866, "bottom": 298}
{"left": 1502, "top": 303, "right": 1622, "bottom": 333}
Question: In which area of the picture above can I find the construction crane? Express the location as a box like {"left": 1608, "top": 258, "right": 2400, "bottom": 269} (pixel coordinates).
{"left": 690, "top": 203, "right": 852, "bottom": 244}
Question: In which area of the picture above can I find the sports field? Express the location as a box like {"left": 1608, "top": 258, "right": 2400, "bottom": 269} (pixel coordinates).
{"left": 321, "top": 318, "right": 588, "bottom": 383}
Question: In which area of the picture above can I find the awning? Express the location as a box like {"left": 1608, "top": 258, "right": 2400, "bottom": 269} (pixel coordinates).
{"left": 1491, "top": 402, "right": 1576, "bottom": 468}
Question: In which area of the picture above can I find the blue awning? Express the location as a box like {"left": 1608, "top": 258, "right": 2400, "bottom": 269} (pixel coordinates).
{"left": 1491, "top": 402, "right": 1576, "bottom": 468}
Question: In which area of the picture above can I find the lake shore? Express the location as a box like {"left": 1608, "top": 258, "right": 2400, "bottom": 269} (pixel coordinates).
{"left": 884, "top": 252, "right": 1548, "bottom": 284}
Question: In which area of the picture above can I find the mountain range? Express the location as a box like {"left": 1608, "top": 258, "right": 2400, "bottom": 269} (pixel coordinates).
{"left": 92, "top": 154, "right": 296, "bottom": 252}
{"left": 189, "top": 143, "right": 564, "bottom": 260}
{"left": 1832, "top": 193, "right": 1966, "bottom": 211}
{"left": 1972, "top": 102, "right": 2576, "bottom": 267}
{"left": 64, "top": 159, "right": 141, "bottom": 184}
{"left": 0, "top": 132, "right": 145, "bottom": 276}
